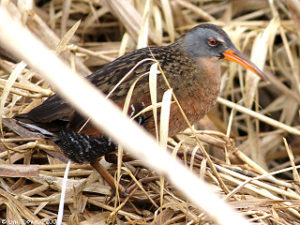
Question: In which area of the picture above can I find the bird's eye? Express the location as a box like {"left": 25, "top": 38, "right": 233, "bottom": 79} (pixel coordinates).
{"left": 208, "top": 38, "right": 217, "bottom": 46}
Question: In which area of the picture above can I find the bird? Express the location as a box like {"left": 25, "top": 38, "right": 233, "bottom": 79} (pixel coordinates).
{"left": 14, "top": 23, "right": 267, "bottom": 169}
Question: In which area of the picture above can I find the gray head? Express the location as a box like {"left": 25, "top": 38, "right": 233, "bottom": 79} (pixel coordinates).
{"left": 183, "top": 24, "right": 268, "bottom": 80}
{"left": 184, "top": 24, "right": 235, "bottom": 59}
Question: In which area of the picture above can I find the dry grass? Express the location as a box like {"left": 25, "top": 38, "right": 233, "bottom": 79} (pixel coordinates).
{"left": 0, "top": 0, "right": 300, "bottom": 224}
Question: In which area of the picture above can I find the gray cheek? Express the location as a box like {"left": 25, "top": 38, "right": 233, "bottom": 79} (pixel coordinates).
{"left": 184, "top": 35, "right": 209, "bottom": 58}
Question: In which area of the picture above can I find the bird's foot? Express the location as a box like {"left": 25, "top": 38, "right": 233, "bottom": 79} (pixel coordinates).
{"left": 90, "top": 160, "right": 160, "bottom": 202}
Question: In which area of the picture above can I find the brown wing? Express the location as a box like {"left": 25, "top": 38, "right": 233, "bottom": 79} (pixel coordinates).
{"left": 14, "top": 46, "right": 169, "bottom": 131}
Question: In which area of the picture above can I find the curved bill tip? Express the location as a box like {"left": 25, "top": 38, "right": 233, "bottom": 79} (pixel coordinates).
{"left": 223, "top": 49, "right": 268, "bottom": 81}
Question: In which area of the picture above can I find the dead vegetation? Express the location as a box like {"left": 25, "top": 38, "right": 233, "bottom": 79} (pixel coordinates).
{"left": 0, "top": 0, "right": 300, "bottom": 224}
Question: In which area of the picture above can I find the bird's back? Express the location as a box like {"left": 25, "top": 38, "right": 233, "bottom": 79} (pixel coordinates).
{"left": 17, "top": 38, "right": 197, "bottom": 132}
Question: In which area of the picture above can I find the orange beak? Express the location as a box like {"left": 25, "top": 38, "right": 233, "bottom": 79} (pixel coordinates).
{"left": 223, "top": 49, "right": 268, "bottom": 81}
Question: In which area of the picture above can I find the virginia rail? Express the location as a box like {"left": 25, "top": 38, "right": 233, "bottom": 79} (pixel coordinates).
{"left": 14, "top": 24, "right": 267, "bottom": 193}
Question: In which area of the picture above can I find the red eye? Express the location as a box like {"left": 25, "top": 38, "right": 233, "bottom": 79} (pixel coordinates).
{"left": 208, "top": 38, "right": 217, "bottom": 46}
